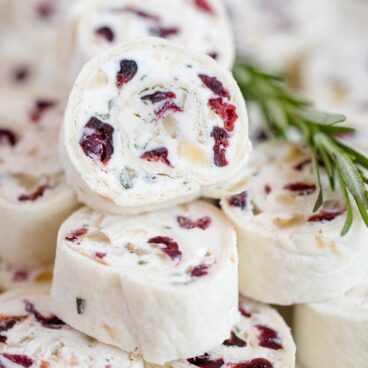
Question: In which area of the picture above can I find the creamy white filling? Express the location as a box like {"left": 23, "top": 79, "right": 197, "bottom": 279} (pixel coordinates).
{"left": 223, "top": 140, "right": 359, "bottom": 256}
{"left": 0, "top": 91, "right": 69, "bottom": 203}
{"left": 172, "top": 298, "right": 295, "bottom": 368}
{"left": 61, "top": 202, "right": 234, "bottom": 285}
{"left": 71, "top": 0, "right": 234, "bottom": 70}
{"left": 0, "top": 287, "right": 142, "bottom": 368}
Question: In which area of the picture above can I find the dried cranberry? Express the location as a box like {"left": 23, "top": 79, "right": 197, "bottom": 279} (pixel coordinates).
{"left": 148, "top": 236, "right": 182, "bottom": 260}
{"left": 191, "top": 264, "right": 209, "bottom": 278}
{"left": 80, "top": 117, "right": 114, "bottom": 164}
{"left": 0, "top": 317, "right": 24, "bottom": 343}
{"left": 239, "top": 305, "right": 252, "bottom": 318}
{"left": 188, "top": 354, "right": 224, "bottom": 368}
{"left": 95, "top": 252, "right": 106, "bottom": 259}
{"left": 229, "top": 359, "right": 273, "bottom": 368}
{"left": 308, "top": 210, "right": 344, "bottom": 223}
{"left": 2, "top": 353, "right": 34, "bottom": 367}
{"left": 293, "top": 159, "right": 311, "bottom": 171}
{"left": 264, "top": 185, "right": 272, "bottom": 194}
{"left": 228, "top": 192, "right": 247, "bottom": 210}
{"left": 177, "top": 216, "right": 211, "bottom": 230}
{"left": 0, "top": 129, "right": 17, "bottom": 146}
{"left": 211, "top": 127, "right": 229, "bottom": 167}
{"left": 194, "top": 0, "right": 215, "bottom": 14}
{"left": 141, "top": 91, "right": 176, "bottom": 104}
{"left": 29, "top": 100, "right": 56, "bottom": 123}
{"left": 208, "top": 98, "right": 238, "bottom": 131}
{"left": 114, "top": 6, "right": 160, "bottom": 22}
{"left": 13, "top": 270, "right": 29, "bottom": 282}
{"left": 284, "top": 182, "right": 316, "bottom": 195}
{"left": 13, "top": 67, "right": 29, "bottom": 83}
{"left": 36, "top": 1, "right": 54, "bottom": 19}
{"left": 208, "top": 52, "right": 218, "bottom": 60}
{"left": 256, "top": 325, "right": 283, "bottom": 350}
{"left": 223, "top": 331, "right": 247, "bottom": 347}
{"left": 65, "top": 228, "right": 88, "bottom": 244}
{"left": 155, "top": 101, "right": 183, "bottom": 119}
{"left": 95, "top": 26, "right": 115, "bottom": 42}
{"left": 199, "top": 74, "right": 230, "bottom": 98}
{"left": 25, "top": 301, "right": 64, "bottom": 329}
{"left": 116, "top": 59, "right": 138, "bottom": 89}
{"left": 141, "top": 147, "right": 173, "bottom": 167}
{"left": 18, "top": 184, "right": 50, "bottom": 202}
{"left": 150, "top": 26, "right": 180, "bottom": 38}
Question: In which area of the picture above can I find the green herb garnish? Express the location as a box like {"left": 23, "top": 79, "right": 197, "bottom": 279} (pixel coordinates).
{"left": 233, "top": 61, "right": 368, "bottom": 235}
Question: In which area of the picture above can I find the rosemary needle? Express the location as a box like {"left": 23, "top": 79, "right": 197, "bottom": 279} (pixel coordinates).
{"left": 233, "top": 60, "right": 368, "bottom": 235}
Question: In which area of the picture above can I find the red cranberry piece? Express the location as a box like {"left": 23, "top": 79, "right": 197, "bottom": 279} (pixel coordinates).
{"left": 18, "top": 184, "right": 50, "bottom": 202}
{"left": 211, "top": 126, "right": 229, "bottom": 167}
{"left": 228, "top": 191, "right": 247, "bottom": 210}
{"left": 229, "top": 359, "right": 273, "bottom": 368}
{"left": 150, "top": 26, "right": 180, "bottom": 38}
{"left": 188, "top": 354, "right": 224, "bottom": 368}
{"left": 29, "top": 100, "right": 56, "bottom": 123}
{"left": 65, "top": 228, "right": 88, "bottom": 244}
{"left": 293, "top": 159, "right": 311, "bottom": 171}
{"left": 95, "top": 26, "right": 115, "bottom": 42}
{"left": 284, "top": 182, "right": 316, "bottom": 195}
{"left": 2, "top": 353, "right": 34, "bottom": 368}
{"left": 13, "top": 269, "right": 29, "bottom": 282}
{"left": 256, "top": 325, "right": 283, "bottom": 350}
{"left": 208, "top": 97, "right": 238, "bottom": 131}
{"left": 114, "top": 6, "right": 161, "bottom": 22}
{"left": 208, "top": 52, "right": 218, "bottom": 60}
{"left": 116, "top": 59, "right": 138, "bottom": 89}
{"left": 199, "top": 74, "right": 230, "bottom": 98}
{"left": 141, "top": 147, "right": 173, "bottom": 167}
{"left": 13, "top": 67, "right": 30, "bottom": 83}
{"left": 239, "top": 305, "right": 252, "bottom": 318}
{"left": 95, "top": 252, "right": 107, "bottom": 259}
{"left": 264, "top": 185, "right": 272, "bottom": 194}
{"left": 148, "top": 236, "right": 182, "bottom": 260}
{"left": 36, "top": 1, "right": 54, "bottom": 19}
{"left": 25, "top": 301, "right": 64, "bottom": 329}
{"left": 141, "top": 91, "right": 176, "bottom": 104}
{"left": 0, "top": 317, "right": 24, "bottom": 343}
{"left": 177, "top": 216, "right": 212, "bottom": 230}
{"left": 194, "top": 0, "right": 215, "bottom": 15}
{"left": 195, "top": 217, "right": 212, "bottom": 229}
{"left": 0, "top": 129, "right": 17, "bottom": 146}
{"left": 223, "top": 331, "right": 247, "bottom": 347}
{"left": 154, "top": 101, "right": 183, "bottom": 119}
{"left": 191, "top": 264, "right": 209, "bottom": 278}
{"left": 80, "top": 117, "right": 115, "bottom": 164}
{"left": 308, "top": 210, "right": 344, "bottom": 223}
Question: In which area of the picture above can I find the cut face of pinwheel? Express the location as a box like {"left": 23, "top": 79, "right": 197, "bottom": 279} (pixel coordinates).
{"left": 51, "top": 201, "right": 238, "bottom": 364}
{"left": 221, "top": 140, "right": 368, "bottom": 305}
{"left": 0, "top": 286, "right": 144, "bottom": 368}
{"left": 0, "top": 261, "right": 53, "bottom": 292}
{"left": 64, "top": 0, "right": 234, "bottom": 82}
{"left": 225, "top": 0, "right": 337, "bottom": 72}
{"left": 149, "top": 297, "right": 296, "bottom": 368}
{"left": 0, "top": 90, "right": 79, "bottom": 267}
{"left": 295, "top": 273, "right": 368, "bottom": 368}
{"left": 61, "top": 37, "right": 251, "bottom": 215}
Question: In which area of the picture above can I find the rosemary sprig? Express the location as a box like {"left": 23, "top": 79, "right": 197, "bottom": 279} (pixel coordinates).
{"left": 233, "top": 60, "right": 368, "bottom": 235}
